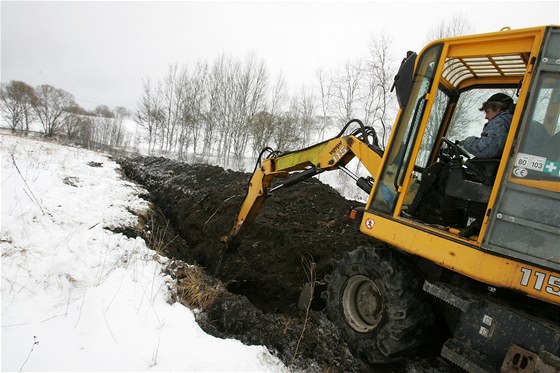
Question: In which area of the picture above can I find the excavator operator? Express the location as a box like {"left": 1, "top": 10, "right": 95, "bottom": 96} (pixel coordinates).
{"left": 409, "top": 93, "right": 516, "bottom": 238}
{"left": 458, "top": 93, "right": 515, "bottom": 159}
{"left": 454, "top": 93, "right": 515, "bottom": 237}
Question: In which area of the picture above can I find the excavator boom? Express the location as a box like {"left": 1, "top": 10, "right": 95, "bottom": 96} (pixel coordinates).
{"left": 223, "top": 120, "right": 383, "bottom": 242}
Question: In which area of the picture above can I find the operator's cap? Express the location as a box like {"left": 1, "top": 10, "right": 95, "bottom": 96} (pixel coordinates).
{"left": 479, "top": 93, "right": 514, "bottom": 111}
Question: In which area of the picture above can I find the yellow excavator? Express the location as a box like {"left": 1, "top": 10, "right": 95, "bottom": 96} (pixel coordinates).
{"left": 224, "top": 25, "right": 560, "bottom": 372}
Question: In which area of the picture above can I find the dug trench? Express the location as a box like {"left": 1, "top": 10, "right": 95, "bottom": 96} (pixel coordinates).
{"left": 117, "top": 156, "right": 452, "bottom": 372}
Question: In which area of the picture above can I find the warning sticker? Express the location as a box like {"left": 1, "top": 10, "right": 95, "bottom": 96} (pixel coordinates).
{"left": 515, "top": 153, "right": 546, "bottom": 171}
{"left": 514, "top": 153, "right": 560, "bottom": 178}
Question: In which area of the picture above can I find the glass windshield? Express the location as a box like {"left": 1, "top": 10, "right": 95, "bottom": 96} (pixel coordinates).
{"left": 416, "top": 88, "right": 449, "bottom": 169}
{"left": 512, "top": 71, "right": 560, "bottom": 181}
{"left": 371, "top": 44, "right": 442, "bottom": 213}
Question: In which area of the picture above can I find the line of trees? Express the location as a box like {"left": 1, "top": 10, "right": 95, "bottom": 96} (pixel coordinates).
{"left": 135, "top": 34, "right": 398, "bottom": 169}
{"left": 0, "top": 81, "right": 131, "bottom": 149}
{"left": 1, "top": 15, "right": 474, "bottom": 172}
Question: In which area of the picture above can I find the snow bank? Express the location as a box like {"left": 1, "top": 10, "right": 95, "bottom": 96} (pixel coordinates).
{"left": 1, "top": 133, "right": 286, "bottom": 372}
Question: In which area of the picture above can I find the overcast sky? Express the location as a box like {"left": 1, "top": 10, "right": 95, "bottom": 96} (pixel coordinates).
{"left": 1, "top": 1, "right": 559, "bottom": 112}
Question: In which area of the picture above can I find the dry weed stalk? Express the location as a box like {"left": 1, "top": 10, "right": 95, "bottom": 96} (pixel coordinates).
{"left": 203, "top": 194, "right": 241, "bottom": 235}
{"left": 18, "top": 336, "right": 39, "bottom": 372}
{"left": 147, "top": 214, "right": 177, "bottom": 255}
{"left": 11, "top": 154, "right": 45, "bottom": 215}
{"left": 150, "top": 336, "right": 161, "bottom": 367}
{"left": 292, "top": 254, "right": 316, "bottom": 365}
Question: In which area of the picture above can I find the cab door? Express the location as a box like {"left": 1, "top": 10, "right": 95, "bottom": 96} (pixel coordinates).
{"left": 367, "top": 43, "right": 444, "bottom": 215}
{"left": 484, "top": 28, "right": 560, "bottom": 272}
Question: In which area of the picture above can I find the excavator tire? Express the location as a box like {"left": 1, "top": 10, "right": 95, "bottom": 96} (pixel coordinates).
{"left": 324, "top": 245, "right": 433, "bottom": 364}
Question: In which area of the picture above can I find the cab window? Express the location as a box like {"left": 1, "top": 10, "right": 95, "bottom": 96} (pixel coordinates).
{"left": 513, "top": 71, "right": 560, "bottom": 181}
{"left": 415, "top": 88, "right": 450, "bottom": 169}
{"left": 371, "top": 44, "right": 442, "bottom": 214}
{"left": 446, "top": 89, "right": 517, "bottom": 147}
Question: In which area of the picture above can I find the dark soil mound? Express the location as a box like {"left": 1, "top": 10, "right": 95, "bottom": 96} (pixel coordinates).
{"left": 118, "top": 156, "right": 451, "bottom": 372}
{"left": 119, "top": 156, "right": 374, "bottom": 314}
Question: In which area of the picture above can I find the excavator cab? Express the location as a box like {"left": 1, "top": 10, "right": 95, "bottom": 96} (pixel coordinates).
{"left": 226, "top": 25, "right": 560, "bottom": 372}
{"left": 356, "top": 26, "right": 560, "bottom": 370}
{"left": 365, "top": 26, "right": 560, "bottom": 276}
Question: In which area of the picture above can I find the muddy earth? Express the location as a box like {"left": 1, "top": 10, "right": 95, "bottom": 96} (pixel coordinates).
{"left": 118, "top": 156, "right": 453, "bottom": 372}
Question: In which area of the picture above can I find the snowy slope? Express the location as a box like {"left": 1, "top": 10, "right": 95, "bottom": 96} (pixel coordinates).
{"left": 1, "top": 133, "right": 286, "bottom": 372}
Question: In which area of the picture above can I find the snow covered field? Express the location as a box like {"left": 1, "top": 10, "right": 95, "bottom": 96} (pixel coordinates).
{"left": 1, "top": 133, "right": 286, "bottom": 372}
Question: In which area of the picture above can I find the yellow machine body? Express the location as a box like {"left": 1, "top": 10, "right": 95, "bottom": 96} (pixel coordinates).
{"left": 226, "top": 25, "right": 560, "bottom": 371}
{"left": 229, "top": 25, "right": 559, "bottom": 308}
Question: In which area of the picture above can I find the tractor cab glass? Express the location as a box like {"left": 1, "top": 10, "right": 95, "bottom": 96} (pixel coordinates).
{"left": 370, "top": 44, "right": 442, "bottom": 213}
{"left": 485, "top": 29, "right": 560, "bottom": 269}
{"left": 368, "top": 27, "right": 549, "bottom": 239}
{"left": 512, "top": 71, "right": 560, "bottom": 181}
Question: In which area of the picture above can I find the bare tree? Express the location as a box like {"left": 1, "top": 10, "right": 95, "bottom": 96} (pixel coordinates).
{"left": 190, "top": 62, "right": 210, "bottom": 158}
{"left": 273, "top": 105, "right": 301, "bottom": 151}
{"left": 95, "top": 117, "right": 112, "bottom": 145}
{"left": 251, "top": 72, "right": 286, "bottom": 155}
{"left": 94, "top": 105, "right": 115, "bottom": 118}
{"left": 231, "top": 53, "right": 268, "bottom": 168}
{"left": 250, "top": 110, "right": 275, "bottom": 153}
{"left": 114, "top": 106, "right": 129, "bottom": 119}
{"left": 203, "top": 53, "right": 269, "bottom": 167}
{"left": 110, "top": 106, "right": 130, "bottom": 147}
{"left": 315, "top": 67, "right": 334, "bottom": 140}
{"left": 205, "top": 53, "right": 236, "bottom": 163}
{"left": 158, "top": 63, "right": 190, "bottom": 153}
{"left": 63, "top": 104, "right": 91, "bottom": 141}
{"left": 445, "top": 91, "right": 479, "bottom": 140}
{"left": 135, "top": 78, "right": 164, "bottom": 153}
{"left": 77, "top": 116, "right": 95, "bottom": 148}
{"left": 177, "top": 61, "right": 208, "bottom": 160}
{"left": 426, "top": 13, "right": 474, "bottom": 42}
{"left": 364, "top": 33, "right": 396, "bottom": 147}
{"left": 203, "top": 57, "right": 222, "bottom": 159}
{"left": 34, "top": 84, "right": 75, "bottom": 136}
{"left": 332, "top": 59, "right": 364, "bottom": 125}
{"left": 0, "top": 80, "right": 37, "bottom": 133}
{"left": 296, "top": 86, "right": 317, "bottom": 147}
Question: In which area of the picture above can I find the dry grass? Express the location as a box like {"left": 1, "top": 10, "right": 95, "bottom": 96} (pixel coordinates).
{"left": 146, "top": 213, "right": 177, "bottom": 256}
{"left": 134, "top": 208, "right": 224, "bottom": 311}
{"left": 175, "top": 265, "right": 225, "bottom": 310}
{"left": 278, "top": 314, "right": 296, "bottom": 335}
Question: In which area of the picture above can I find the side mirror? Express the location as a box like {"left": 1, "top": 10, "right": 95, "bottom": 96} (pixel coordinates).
{"left": 392, "top": 52, "right": 417, "bottom": 109}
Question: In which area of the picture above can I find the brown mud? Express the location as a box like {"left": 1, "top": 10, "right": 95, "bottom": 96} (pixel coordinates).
{"left": 118, "top": 156, "right": 453, "bottom": 372}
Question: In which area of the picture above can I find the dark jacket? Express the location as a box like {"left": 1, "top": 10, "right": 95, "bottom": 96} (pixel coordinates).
{"left": 462, "top": 111, "right": 513, "bottom": 158}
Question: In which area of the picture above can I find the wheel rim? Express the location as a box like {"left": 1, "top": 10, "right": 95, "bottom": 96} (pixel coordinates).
{"left": 341, "top": 275, "right": 383, "bottom": 333}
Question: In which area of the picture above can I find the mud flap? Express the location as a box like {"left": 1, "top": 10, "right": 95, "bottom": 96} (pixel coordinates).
{"left": 423, "top": 280, "right": 560, "bottom": 373}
